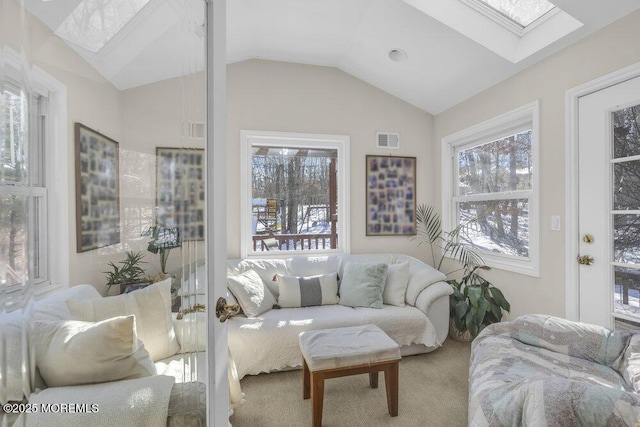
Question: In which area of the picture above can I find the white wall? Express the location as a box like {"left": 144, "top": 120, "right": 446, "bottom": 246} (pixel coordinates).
{"left": 226, "top": 59, "right": 434, "bottom": 260}
{"left": 433, "top": 9, "right": 640, "bottom": 319}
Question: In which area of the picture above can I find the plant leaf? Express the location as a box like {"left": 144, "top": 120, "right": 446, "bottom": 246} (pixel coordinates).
{"left": 489, "top": 287, "right": 511, "bottom": 312}
{"left": 467, "top": 286, "right": 481, "bottom": 307}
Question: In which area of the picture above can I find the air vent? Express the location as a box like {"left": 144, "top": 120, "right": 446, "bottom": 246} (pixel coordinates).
{"left": 183, "top": 121, "right": 205, "bottom": 139}
{"left": 376, "top": 132, "right": 400, "bottom": 149}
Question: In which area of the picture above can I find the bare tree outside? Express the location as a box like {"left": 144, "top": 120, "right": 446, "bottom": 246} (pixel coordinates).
{"left": 457, "top": 130, "right": 532, "bottom": 257}
{"left": 251, "top": 146, "right": 336, "bottom": 250}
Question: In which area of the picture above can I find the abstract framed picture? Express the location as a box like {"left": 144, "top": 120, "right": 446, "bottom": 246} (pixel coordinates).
{"left": 156, "top": 147, "right": 205, "bottom": 240}
{"left": 365, "top": 155, "right": 416, "bottom": 236}
{"left": 74, "top": 123, "right": 120, "bottom": 252}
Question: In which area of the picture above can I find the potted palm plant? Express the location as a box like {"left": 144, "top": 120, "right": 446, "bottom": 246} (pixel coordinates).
{"left": 414, "top": 204, "right": 510, "bottom": 341}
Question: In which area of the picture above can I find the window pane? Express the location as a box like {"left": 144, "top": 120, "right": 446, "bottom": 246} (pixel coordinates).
{"left": 0, "top": 195, "right": 28, "bottom": 286}
{"left": 458, "top": 199, "right": 529, "bottom": 257}
{"left": 613, "top": 105, "right": 640, "bottom": 159}
{"left": 613, "top": 160, "right": 640, "bottom": 210}
{"left": 614, "top": 214, "right": 640, "bottom": 265}
{"left": 251, "top": 146, "right": 337, "bottom": 252}
{"left": 458, "top": 130, "right": 531, "bottom": 195}
{"left": 0, "top": 89, "right": 28, "bottom": 184}
{"left": 614, "top": 266, "right": 640, "bottom": 317}
{"left": 477, "top": 0, "right": 555, "bottom": 27}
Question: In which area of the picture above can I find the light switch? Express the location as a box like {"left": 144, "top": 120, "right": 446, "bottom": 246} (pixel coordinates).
{"left": 551, "top": 215, "right": 561, "bottom": 231}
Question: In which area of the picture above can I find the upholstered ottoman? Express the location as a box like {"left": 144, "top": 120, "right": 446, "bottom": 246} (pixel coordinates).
{"left": 298, "top": 324, "right": 401, "bottom": 426}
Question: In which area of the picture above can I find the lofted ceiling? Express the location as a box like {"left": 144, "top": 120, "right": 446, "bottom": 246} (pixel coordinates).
{"left": 23, "top": 0, "right": 640, "bottom": 115}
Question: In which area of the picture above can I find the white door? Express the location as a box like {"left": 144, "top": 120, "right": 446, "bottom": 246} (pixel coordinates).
{"left": 578, "top": 76, "right": 640, "bottom": 328}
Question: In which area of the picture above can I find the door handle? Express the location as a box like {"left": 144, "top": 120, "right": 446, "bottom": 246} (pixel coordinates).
{"left": 216, "top": 297, "right": 240, "bottom": 323}
{"left": 577, "top": 255, "right": 594, "bottom": 266}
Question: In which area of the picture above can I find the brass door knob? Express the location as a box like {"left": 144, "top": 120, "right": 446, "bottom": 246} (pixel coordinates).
{"left": 577, "top": 255, "right": 594, "bottom": 265}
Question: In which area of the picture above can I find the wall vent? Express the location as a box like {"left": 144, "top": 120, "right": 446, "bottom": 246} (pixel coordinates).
{"left": 183, "top": 121, "right": 205, "bottom": 139}
{"left": 376, "top": 132, "right": 400, "bottom": 149}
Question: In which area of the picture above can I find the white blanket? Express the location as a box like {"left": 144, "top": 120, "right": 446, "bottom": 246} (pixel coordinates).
{"left": 15, "top": 375, "right": 174, "bottom": 427}
{"left": 228, "top": 304, "right": 437, "bottom": 378}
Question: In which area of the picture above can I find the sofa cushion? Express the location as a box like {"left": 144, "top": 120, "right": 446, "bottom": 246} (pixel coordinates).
{"left": 228, "top": 259, "right": 287, "bottom": 299}
{"left": 227, "top": 269, "right": 276, "bottom": 317}
{"left": 31, "top": 316, "right": 156, "bottom": 387}
{"left": 67, "top": 278, "right": 179, "bottom": 361}
{"left": 339, "top": 262, "right": 388, "bottom": 309}
{"left": 276, "top": 273, "right": 339, "bottom": 308}
{"left": 383, "top": 261, "right": 410, "bottom": 307}
{"left": 619, "top": 333, "right": 640, "bottom": 392}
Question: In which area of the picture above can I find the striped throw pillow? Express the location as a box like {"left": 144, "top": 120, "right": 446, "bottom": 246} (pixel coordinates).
{"left": 276, "top": 273, "right": 339, "bottom": 308}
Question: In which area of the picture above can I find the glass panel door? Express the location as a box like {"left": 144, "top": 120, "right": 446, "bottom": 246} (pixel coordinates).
{"left": 612, "top": 105, "right": 640, "bottom": 319}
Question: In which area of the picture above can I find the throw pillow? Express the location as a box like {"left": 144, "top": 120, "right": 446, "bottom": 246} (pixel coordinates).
{"left": 383, "top": 261, "right": 410, "bottom": 307}
{"left": 339, "top": 262, "right": 388, "bottom": 309}
{"left": 67, "top": 278, "right": 179, "bottom": 361}
{"left": 173, "top": 311, "right": 206, "bottom": 352}
{"left": 31, "top": 316, "right": 156, "bottom": 387}
{"left": 227, "top": 269, "right": 277, "bottom": 317}
{"left": 276, "top": 273, "right": 339, "bottom": 308}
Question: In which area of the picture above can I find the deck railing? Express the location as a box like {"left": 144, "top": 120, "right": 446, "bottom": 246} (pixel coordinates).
{"left": 252, "top": 233, "right": 336, "bottom": 251}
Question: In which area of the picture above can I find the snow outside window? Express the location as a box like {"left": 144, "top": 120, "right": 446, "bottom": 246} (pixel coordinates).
{"left": 240, "top": 130, "right": 350, "bottom": 258}
{"left": 442, "top": 101, "right": 539, "bottom": 276}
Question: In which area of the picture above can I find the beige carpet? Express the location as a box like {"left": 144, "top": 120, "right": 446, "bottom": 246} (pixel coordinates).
{"left": 229, "top": 339, "right": 471, "bottom": 427}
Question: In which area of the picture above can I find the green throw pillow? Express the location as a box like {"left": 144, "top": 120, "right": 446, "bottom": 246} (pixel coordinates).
{"left": 339, "top": 262, "right": 388, "bottom": 309}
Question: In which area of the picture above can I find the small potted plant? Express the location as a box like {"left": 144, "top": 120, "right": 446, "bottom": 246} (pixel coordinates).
{"left": 414, "top": 204, "right": 511, "bottom": 341}
{"left": 104, "top": 251, "right": 148, "bottom": 294}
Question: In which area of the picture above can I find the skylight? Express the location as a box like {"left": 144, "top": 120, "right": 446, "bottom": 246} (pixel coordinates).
{"left": 55, "top": 0, "right": 151, "bottom": 53}
{"left": 477, "top": 0, "right": 555, "bottom": 27}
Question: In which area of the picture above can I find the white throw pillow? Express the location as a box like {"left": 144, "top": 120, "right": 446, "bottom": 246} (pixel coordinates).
{"left": 276, "top": 273, "right": 339, "bottom": 308}
{"left": 383, "top": 261, "right": 410, "bottom": 307}
{"left": 67, "top": 278, "right": 179, "bottom": 361}
{"left": 227, "top": 270, "right": 276, "bottom": 318}
{"left": 173, "top": 311, "right": 206, "bottom": 352}
{"left": 31, "top": 316, "right": 156, "bottom": 387}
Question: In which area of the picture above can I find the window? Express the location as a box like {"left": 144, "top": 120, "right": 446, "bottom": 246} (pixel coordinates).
{"left": 475, "top": 0, "right": 555, "bottom": 27}
{"left": 0, "top": 85, "right": 47, "bottom": 289}
{"left": 0, "top": 48, "right": 68, "bottom": 305}
{"left": 240, "top": 130, "right": 350, "bottom": 258}
{"left": 442, "top": 101, "right": 539, "bottom": 276}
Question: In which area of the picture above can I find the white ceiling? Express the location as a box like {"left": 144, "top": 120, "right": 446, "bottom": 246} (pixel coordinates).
{"left": 23, "top": 0, "right": 640, "bottom": 115}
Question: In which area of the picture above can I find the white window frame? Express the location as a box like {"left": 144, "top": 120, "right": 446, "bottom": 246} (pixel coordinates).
{"left": 442, "top": 100, "right": 539, "bottom": 276}
{"left": 240, "top": 130, "right": 350, "bottom": 259}
{"left": 0, "top": 47, "right": 69, "bottom": 301}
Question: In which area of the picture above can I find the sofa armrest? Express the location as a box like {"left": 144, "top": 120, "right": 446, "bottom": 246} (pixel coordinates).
{"left": 413, "top": 281, "right": 453, "bottom": 345}
{"left": 404, "top": 258, "right": 447, "bottom": 306}
{"left": 510, "top": 314, "right": 630, "bottom": 366}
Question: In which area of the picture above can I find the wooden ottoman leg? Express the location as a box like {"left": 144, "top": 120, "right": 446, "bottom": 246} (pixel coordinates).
{"left": 369, "top": 371, "right": 379, "bottom": 388}
{"left": 384, "top": 362, "right": 399, "bottom": 417}
{"left": 303, "top": 359, "right": 310, "bottom": 399}
{"left": 311, "top": 371, "right": 325, "bottom": 427}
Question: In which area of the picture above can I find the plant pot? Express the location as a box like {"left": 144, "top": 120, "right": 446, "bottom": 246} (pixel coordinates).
{"left": 448, "top": 319, "right": 474, "bottom": 343}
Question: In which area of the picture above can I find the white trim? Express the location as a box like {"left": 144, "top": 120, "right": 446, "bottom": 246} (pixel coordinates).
{"left": 205, "top": 0, "right": 229, "bottom": 426}
{"left": 442, "top": 100, "right": 540, "bottom": 277}
{"left": 31, "top": 66, "right": 69, "bottom": 288}
{"left": 240, "top": 130, "right": 351, "bottom": 259}
{"left": 565, "top": 60, "right": 640, "bottom": 322}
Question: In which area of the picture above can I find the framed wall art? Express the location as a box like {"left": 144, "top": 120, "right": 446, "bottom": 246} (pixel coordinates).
{"left": 75, "top": 123, "right": 120, "bottom": 252}
{"left": 156, "top": 147, "right": 205, "bottom": 240}
{"left": 365, "top": 155, "right": 416, "bottom": 236}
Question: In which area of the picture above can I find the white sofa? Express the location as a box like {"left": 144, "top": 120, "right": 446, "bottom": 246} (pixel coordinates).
{"left": 0, "top": 283, "right": 207, "bottom": 427}
{"left": 226, "top": 253, "right": 452, "bottom": 379}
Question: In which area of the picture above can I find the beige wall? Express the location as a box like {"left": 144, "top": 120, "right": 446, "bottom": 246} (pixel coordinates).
{"left": 433, "top": 9, "right": 640, "bottom": 319}
{"left": 227, "top": 59, "right": 434, "bottom": 260}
